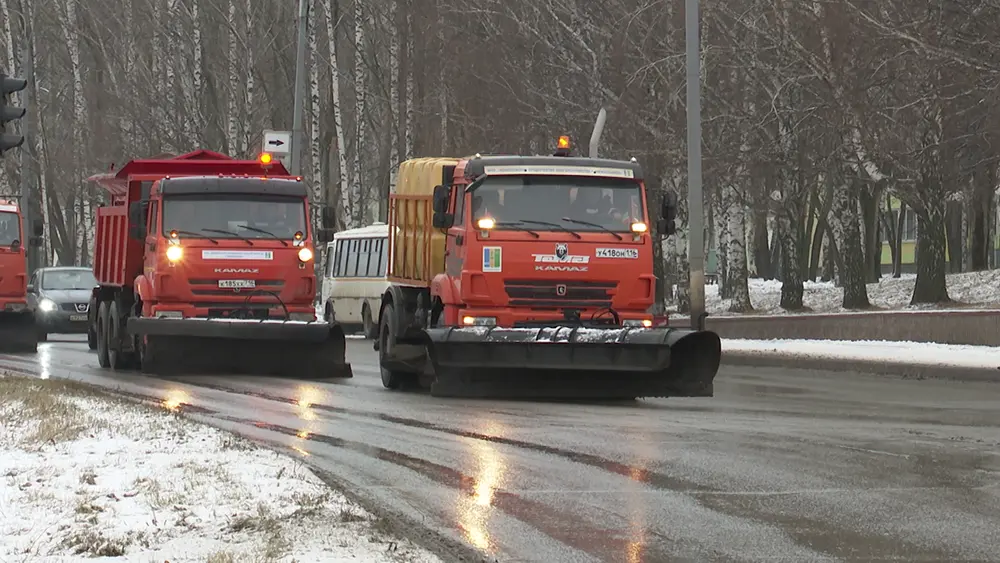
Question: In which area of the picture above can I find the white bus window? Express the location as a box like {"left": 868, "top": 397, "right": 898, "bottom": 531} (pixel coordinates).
{"left": 358, "top": 238, "right": 372, "bottom": 277}
{"left": 378, "top": 239, "right": 389, "bottom": 276}
{"left": 363, "top": 238, "right": 379, "bottom": 277}
{"left": 324, "top": 246, "right": 336, "bottom": 277}
{"left": 336, "top": 240, "right": 350, "bottom": 276}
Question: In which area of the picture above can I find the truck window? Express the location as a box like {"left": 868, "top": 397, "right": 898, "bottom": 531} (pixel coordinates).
{"left": 162, "top": 193, "right": 307, "bottom": 240}
{"left": 470, "top": 175, "right": 644, "bottom": 233}
{"left": 0, "top": 211, "right": 20, "bottom": 246}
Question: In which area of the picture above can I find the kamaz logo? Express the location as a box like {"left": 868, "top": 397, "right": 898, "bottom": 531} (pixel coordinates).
{"left": 536, "top": 265, "right": 588, "bottom": 272}
{"left": 533, "top": 242, "right": 589, "bottom": 264}
{"left": 214, "top": 268, "right": 259, "bottom": 274}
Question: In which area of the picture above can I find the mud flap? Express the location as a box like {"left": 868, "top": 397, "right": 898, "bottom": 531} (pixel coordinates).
{"left": 423, "top": 325, "right": 721, "bottom": 399}
{"left": 0, "top": 311, "right": 38, "bottom": 354}
{"left": 128, "top": 318, "right": 353, "bottom": 378}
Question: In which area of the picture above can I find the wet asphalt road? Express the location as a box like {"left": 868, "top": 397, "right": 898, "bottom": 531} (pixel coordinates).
{"left": 1, "top": 336, "right": 999, "bottom": 562}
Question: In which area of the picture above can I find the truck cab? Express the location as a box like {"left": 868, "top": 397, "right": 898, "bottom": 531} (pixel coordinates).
{"left": 130, "top": 175, "right": 318, "bottom": 321}
{"left": 0, "top": 198, "right": 44, "bottom": 352}
{"left": 428, "top": 145, "right": 673, "bottom": 329}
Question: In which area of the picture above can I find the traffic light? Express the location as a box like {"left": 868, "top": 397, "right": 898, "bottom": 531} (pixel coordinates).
{"left": 1, "top": 71, "right": 27, "bottom": 155}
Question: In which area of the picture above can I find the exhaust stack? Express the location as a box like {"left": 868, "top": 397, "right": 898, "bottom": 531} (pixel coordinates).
{"left": 589, "top": 107, "right": 607, "bottom": 158}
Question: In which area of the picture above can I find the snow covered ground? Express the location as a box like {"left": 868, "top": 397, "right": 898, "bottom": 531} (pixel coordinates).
{"left": 0, "top": 375, "right": 441, "bottom": 563}
{"left": 703, "top": 269, "right": 1000, "bottom": 316}
{"left": 723, "top": 338, "right": 1000, "bottom": 369}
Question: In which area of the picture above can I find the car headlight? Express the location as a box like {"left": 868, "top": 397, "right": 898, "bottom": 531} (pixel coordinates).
{"left": 166, "top": 245, "right": 183, "bottom": 262}
{"left": 38, "top": 298, "right": 56, "bottom": 313}
{"left": 297, "top": 247, "right": 313, "bottom": 262}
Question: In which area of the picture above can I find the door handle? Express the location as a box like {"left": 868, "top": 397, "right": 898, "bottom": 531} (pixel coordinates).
{"left": 456, "top": 235, "right": 464, "bottom": 246}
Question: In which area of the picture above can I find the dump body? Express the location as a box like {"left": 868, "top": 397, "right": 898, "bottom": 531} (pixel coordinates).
{"left": 376, "top": 149, "right": 721, "bottom": 399}
{"left": 86, "top": 150, "right": 351, "bottom": 378}
{"left": 0, "top": 199, "right": 36, "bottom": 352}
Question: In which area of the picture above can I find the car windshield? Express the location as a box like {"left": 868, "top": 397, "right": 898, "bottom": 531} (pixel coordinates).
{"left": 0, "top": 211, "right": 20, "bottom": 246}
{"left": 469, "top": 175, "right": 645, "bottom": 232}
{"left": 42, "top": 270, "right": 97, "bottom": 290}
{"left": 162, "top": 194, "right": 308, "bottom": 240}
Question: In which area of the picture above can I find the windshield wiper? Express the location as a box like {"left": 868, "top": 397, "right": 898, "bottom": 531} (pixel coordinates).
{"left": 201, "top": 228, "right": 255, "bottom": 246}
{"left": 560, "top": 217, "right": 623, "bottom": 240}
{"left": 494, "top": 221, "right": 540, "bottom": 238}
{"left": 513, "top": 219, "right": 582, "bottom": 239}
{"left": 238, "top": 224, "right": 289, "bottom": 246}
{"left": 169, "top": 230, "right": 219, "bottom": 244}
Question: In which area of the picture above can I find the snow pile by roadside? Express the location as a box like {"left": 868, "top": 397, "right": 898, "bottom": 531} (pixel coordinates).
{"left": 722, "top": 338, "right": 1000, "bottom": 369}
{"left": 0, "top": 375, "right": 441, "bottom": 563}
{"left": 702, "top": 269, "right": 1000, "bottom": 316}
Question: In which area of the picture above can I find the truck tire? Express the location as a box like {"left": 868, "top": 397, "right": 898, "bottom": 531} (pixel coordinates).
{"left": 37, "top": 330, "right": 47, "bottom": 343}
{"left": 362, "top": 304, "right": 377, "bottom": 340}
{"left": 87, "top": 326, "right": 97, "bottom": 350}
{"left": 378, "top": 302, "right": 417, "bottom": 390}
{"left": 106, "top": 300, "right": 135, "bottom": 371}
{"left": 96, "top": 301, "right": 111, "bottom": 368}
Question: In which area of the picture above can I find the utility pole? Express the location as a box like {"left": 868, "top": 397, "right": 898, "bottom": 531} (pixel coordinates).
{"left": 685, "top": 0, "right": 706, "bottom": 331}
{"left": 290, "top": 0, "right": 309, "bottom": 176}
{"left": 19, "top": 37, "right": 39, "bottom": 272}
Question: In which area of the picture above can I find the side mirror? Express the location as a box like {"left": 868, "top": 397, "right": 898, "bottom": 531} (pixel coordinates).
{"left": 432, "top": 184, "right": 451, "bottom": 214}
{"left": 128, "top": 202, "right": 147, "bottom": 240}
{"left": 432, "top": 184, "right": 454, "bottom": 229}
{"left": 660, "top": 191, "right": 678, "bottom": 236}
{"left": 9, "top": 239, "right": 20, "bottom": 252}
{"left": 32, "top": 221, "right": 43, "bottom": 237}
{"left": 26, "top": 283, "right": 34, "bottom": 294}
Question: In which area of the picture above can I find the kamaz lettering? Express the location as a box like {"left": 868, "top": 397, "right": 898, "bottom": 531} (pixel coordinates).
{"left": 214, "top": 268, "right": 259, "bottom": 274}
{"left": 535, "top": 265, "right": 588, "bottom": 272}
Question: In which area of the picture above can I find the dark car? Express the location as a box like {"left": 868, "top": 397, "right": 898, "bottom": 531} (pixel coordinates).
{"left": 27, "top": 267, "right": 97, "bottom": 342}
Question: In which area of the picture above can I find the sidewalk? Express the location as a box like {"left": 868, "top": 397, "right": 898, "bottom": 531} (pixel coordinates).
{"left": 722, "top": 339, "right": 1000, "bottom": 382}
{"left": 0, "top": 374, "right": 441, "bottom": 562}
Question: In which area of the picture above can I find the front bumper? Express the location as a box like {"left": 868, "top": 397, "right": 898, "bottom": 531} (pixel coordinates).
{"left": 128, "top": 317, "right": 336, "bottom": 343}
{"left": 35, "top": 308, "right": 89, "bottom": 333}
{"left": 456, "top": 308, "right": 653, "bottom": 328}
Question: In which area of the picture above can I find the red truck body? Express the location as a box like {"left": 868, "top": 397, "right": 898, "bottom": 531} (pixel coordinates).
{"left": 85, "top": 149, "right": 351, "bottom": 378}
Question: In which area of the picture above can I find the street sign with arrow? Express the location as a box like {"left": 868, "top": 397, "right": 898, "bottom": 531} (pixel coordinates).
{"left": 262, "top": 130, "right": 291, "bottom": 155}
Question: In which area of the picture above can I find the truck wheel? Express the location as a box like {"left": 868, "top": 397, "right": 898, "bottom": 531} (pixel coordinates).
{"left": 96, "top": 301, "right": 111, "bottom": 368}
{"left": 87, "top": 326, "right": 97, "bottom": 350}
{"left": 378, "top": 303, "right": 416, "bottom": 390}
{"left": 36, "top": 330, "right": 47, "bottom": 343}
{"left": 106, "top": 301, "right": 135, "bottom": 370}
{"left": 362, "top": 304, "right": 377, "bottom": 340}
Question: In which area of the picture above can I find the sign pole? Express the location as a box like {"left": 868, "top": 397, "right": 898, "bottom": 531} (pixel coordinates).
{"left": 685, "top": 0, "right": 706, "bottom": 330}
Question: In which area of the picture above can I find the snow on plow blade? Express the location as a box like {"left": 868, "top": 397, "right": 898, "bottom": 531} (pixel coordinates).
{"left": 423, "top": 325, "right": 721, "bottom": 399}
{"left": 0, "top": 311, "right": 37, "bottom": 353}
{"left": 127, "top": 318, "right": 353, "bottom": 378}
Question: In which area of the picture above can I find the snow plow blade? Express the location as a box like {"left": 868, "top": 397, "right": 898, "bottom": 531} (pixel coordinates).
{"left": 0, "top": 311, "right": 38, "bottom": 354}
{"left": 423, "top": 325, "right": 721, "bottom": 399}
{"left": 127, "top": 318, "right": 353, "bottom": 378}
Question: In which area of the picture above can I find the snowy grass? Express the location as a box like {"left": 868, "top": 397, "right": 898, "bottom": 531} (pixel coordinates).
{"left": 700, "top": 269, "right": 1000, "bottom": 316}
{"left": 0, "top": 374, "right": 441, "bottom": 563}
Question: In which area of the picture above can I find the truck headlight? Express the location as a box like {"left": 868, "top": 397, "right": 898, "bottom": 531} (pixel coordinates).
{"left": 297, "top": 247, "right": 313, "bottom": 262}
{"left": 38, "top": 298, "right": 56, "bottom": 313}
{"left": 623, "top": 319, "right": 653, "bottom": 328}
{"left": 461, "top": 316, "right": 496, "bottom": 326}
{"left": 166, "top": 245, "right": 183, "bottom": 262}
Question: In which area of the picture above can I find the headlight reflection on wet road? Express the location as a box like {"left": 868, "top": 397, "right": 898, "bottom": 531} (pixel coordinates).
{"left": 458, "top": 422, "right": 506, "bottom": 552}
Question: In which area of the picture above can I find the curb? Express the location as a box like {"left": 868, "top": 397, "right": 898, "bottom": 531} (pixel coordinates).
{"left": 721, "top": 351, "right": 1000, "bottom": 383}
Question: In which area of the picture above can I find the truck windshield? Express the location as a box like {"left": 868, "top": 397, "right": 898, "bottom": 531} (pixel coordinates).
{"left": 469, "top": 176, "right": 645, "bottom": 233}
{"left": 0, "top": 211, "right": 20, "bottom": 246}
{"left": 42, "top": 269, "right": 97, "bottom": 290}
{"left": 162, "top": 194, "right": 307, "bottom": 240}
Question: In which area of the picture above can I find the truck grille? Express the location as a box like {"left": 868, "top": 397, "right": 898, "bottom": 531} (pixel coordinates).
{"left": 187, "top": 279, "right": 285, "bottom": 296}
{"left": 503, "top": 279, "right": 616, "bottom": 309}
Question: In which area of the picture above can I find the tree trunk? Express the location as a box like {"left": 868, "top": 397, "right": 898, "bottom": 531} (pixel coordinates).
{"left": 726, "top": 184, "right": 752, "bottom": 313}
{"left": 752, "top": 208, "right": 772, "bottom": 280}
{"left": 837, "top": 186, "right": 871, "bottom": 309}
{"left": 776, "top": 213, "right": 804, "bottom": 310}
{"left": 910, "top": 202, "right": 950, "bottom": 305}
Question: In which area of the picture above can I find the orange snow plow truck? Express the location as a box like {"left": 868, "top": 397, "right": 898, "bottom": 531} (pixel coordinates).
{"left": 366, "top": 136, "right": 722, "bottom": 399}
{"left": 86, "top": 149, "right": 351, "bottom": 378}
{"left": 0, "top": 197, "right": 42, "bottom": 353}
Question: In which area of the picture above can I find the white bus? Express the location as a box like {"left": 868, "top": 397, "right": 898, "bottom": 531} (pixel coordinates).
{"left": 320, "top": 222, "right": 389, "bottom": 338}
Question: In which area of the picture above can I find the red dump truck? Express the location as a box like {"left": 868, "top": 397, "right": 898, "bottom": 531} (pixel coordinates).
{"left": 86, "top": 149, "right": 351, "bottom": 377}
{"left": 363, "top": 135, "right": 721, "bottom": 399}
{"left": 0, "top": 197, "right": 42, "bottom": 352}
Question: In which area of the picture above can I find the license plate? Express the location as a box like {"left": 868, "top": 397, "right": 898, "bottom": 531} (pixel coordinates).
{"left": 69, "top": 314, "right": 87, "bottom": 322}
{"left": 219, "top": 279, "right": 256, "bottom": 289}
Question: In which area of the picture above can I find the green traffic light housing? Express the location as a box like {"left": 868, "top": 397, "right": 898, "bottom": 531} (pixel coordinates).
{"left": 1, "top": 71, "right": 28, "bottom": 155}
